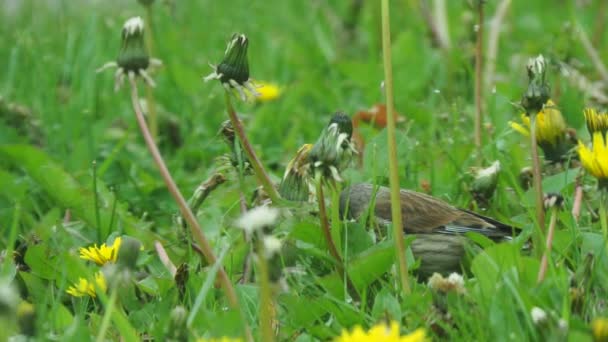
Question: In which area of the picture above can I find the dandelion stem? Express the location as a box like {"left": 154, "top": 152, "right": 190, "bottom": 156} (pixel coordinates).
{"left": 474, "top": 0, "right": 485, "bottom": 165}
{"left": 144, "top": 5, "right": 159, "bottom": 140}
{"left": 529, "top": 112, "right": 545, "bottom": 240}
{"left": 537, "top": 206, "right": 558, "bottom": 283}
{"left": 96, "top": 288, "right": 117, "bottom": 342}
{"left": 316, "top": 181, "right": 361, "bottom": 301}
{"left": 256, "top": 240, "right": 275, "bottom": 342}
{"left": 381, "top": 0, "right": 411, "bottom": 295}
{"left": 224, "top": 92, "right": 282, "bottom": 204}
{"left": 128, "top": 78, "right": 247, "bottom": 334}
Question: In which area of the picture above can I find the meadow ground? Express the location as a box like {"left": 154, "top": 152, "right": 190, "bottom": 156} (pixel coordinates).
{"left": 1, "top": 0, "right": 607, "bottom": 341}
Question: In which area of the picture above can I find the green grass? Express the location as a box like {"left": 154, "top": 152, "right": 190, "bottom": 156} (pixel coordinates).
{"left": 1, "top": 0, "right": 607, "bottom": 340}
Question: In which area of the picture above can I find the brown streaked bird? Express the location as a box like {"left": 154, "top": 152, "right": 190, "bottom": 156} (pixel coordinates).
{"left": 339, "top": 183, "right": 518, "bottom": 278}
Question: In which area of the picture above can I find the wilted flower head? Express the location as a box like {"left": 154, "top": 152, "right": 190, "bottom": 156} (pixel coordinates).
{"left": 116, "top": 236, "right": 142, "bottom": 271}
{"left": 66, "top": 272, "right": 107, "bottom": 298}
{"left": 510, "top": 100, "right": 571, "bottom": 163}
{"left": 235, "top": 206, "right": 280, "bottom": 237}
{"left": 279, "top": 144, "right": 314, "bottom": 201}
{"left": 470, "top": 160, "right": 500, "bottom": 204}
{"left": 522, "top": 55, "right": 550, "bottom": 114}
{"left": 309, "top": 112, "right": 357, "bottom": 183}
{"left": 427, "top": 272, "right": 466, "bottom": 294}
{"left": 583, "top": 108, "right": 608, "bottom": 135}
{"left": 578, "top": 131, "right": 608, "bottom": 189}
{"left": 79, "top": 236, "right": 122, "bottom": 266}
{"left": 530, "top": 307, "right": 547, "bottom": 325}
{"left": 543, "top": 193, "right": 564, "bottom": 209}
{"left": 334, "top": 321, "right": 427, "bottom": 342}
{"left": 262, "top": 235, "right": 283, "bottom": 259}
{"left": 97, "top": 16, "right": 162, "bottom": 91}
{"left": 217, "top": 119, "right": 252, "bottom": 173}
{"left": 204, "top": 33, "right": 259, "bottom": 101}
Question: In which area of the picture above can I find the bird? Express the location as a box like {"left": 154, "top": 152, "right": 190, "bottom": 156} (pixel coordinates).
{"left": 339, "top": 183, "right": 518, "bottom": 278}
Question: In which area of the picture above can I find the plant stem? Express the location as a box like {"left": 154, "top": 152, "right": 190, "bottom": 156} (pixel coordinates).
{"left": 96, "top": 288, "right": 117, "bottom": 342}
{"left": 316, "top": 181, "right": 361, "bottom": 301}
{"left": 128, "top": 78, "right": 245, "bottom": 324}
{"left": 224, "top": 93, "right": 282, "bottom": 204}
{"left": 537, "top": 207, "right": 557, "bottom": 283}
{"left": 474, "top": 0, "right": 484, "bottom": 165}
{"left": 256, "top": 240, "right": 275, "bottom": 342}
{"left": 529, "top": 112, "right": 545, "bottom": 238}
{"left": 144, "top": 5, "right": 159, "bottom": 140}
{"left": 381, "top": 0, "right": 411, "bottom": 295}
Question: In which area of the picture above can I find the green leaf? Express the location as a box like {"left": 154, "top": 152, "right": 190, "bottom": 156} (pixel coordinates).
{"left": 0, "top": 144, "right": 154, "bottom": 242}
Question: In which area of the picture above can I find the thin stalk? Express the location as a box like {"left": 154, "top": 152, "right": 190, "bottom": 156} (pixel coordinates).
{"left": 224, "top": 93, "right": 281, "bottom": 204}
{"left": 256, "top": 240, "right": 275, "bottom": 342}
{"left": 529, "top": 112, "right": 546, "bottom": 236}
{"left": 128, "top": 78, "right": 247, "bottom": 333}
{"left": 537, "top": 207, "right": 558, "bottom": 283}
{"left": 144, "top": 5, "right": 159, "bottom": 140}
{"left": 316, "top": 181, "right": 360, "bottom": 301}
{"left": 95, "top": 288, "right": 118, "bottom": 342}
{"left": 93, "top": 160, "right": 102, "bottom": 242}
{"left": 474, "top": 0, "right": 485, "bottom": 165}
{"left": 381, "top": 0, "right": 411, "bottom": 294}
{"left": 600, "top": 190, "right": 607, "bottom": 243}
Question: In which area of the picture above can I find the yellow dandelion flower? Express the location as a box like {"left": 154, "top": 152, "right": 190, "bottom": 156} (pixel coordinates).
{"left": 246, "top": 81, "right": 281, "bottom": 102}
{"left": 509, "top": 100, "right": 566, "bottom": 147}
{"left": 334, "top": 321, "right": 428, "bottom": 342}
{"left": 593, "top": 317, "right": 608, "bottom": 342}
{"left": 79, "top": 237, "right": 122, "bottom": 266}
{"left": 196, "top": 338, "right": 242, "bottom": 342}
{"left": 578, "top": 131, "right": 608, "bottom": 182}
{"left": 584, "top": 108, "right": 608, "bottom": 135}
{"left": 66, "top": 272, "right": 107, "bottom": 298}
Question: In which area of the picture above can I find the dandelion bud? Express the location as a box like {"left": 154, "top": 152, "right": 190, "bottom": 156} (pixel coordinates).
{"left": 522, "top": 55, "right": 550, "bottom": 115}
{"left": 118, "top": 17, "right": 149, "bottom": 74}
{"left": 204, "top": 33, "right": 258, "bottom": 101}
{"left": 519, "top": 167, "right": 533, "bottom": 190}
{"left": 309, "top": 112, "right": 357, "bottom": 183}
{"left": 166, "top": 306, "right": 188, "bottom": 341}
{"left": 279, "top": 144, "right": 313, "bottom": 201}
{"left": 117, "top": 236, "right": 142, "bottom": 271}
{"left": 470, "top": 160, "right": 500, "bottom": 204}
{"left": 583, "top": 108, "right": 608, "bottom": 135}
{"left": 97, "top": 16, "right": 162, "bottom": 90}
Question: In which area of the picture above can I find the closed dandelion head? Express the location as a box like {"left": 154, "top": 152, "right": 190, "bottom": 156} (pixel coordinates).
{"left": 509, "top": 100, "right": 570, "bottom": 162}
{"left": 577, "top": 131, "right": 608, "bottom": 189}
{"left": 79, "top": 236, "right": 122, "bottom": 266}
{"left": 66, "top": 272, "right": 107, "bottom": 298}
{"left": 522, "top": 55, "right": 550, "bottom": 115}
{"left": 97, "top": 16, "right": 162, "bottom": 91}
{"left": 278, "top": 144, "right": 314, "bottom": 201}
{"left": 583, "top": 108, "right": 608, "bottom": 135}
{"left": 470, "top": 160, "right": 500, "bottom": 203}
{"left": 204, "top": 33, "right": 259, "bottom": 101}
{"left": 309, "top": 112, "right": 357, "bottom": 183}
